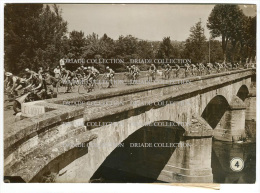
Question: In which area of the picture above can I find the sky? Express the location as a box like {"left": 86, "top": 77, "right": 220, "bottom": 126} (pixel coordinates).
{"left": 58, "top": 4, "right": 256, "bottom": 42}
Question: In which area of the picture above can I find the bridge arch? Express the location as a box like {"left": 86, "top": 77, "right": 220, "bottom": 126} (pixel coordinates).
{"left": 236, "top": 85, "right": 249, "bottom": 101}
{"left": 89, "top": 120, "right": 186, "bottom": 182}
{"left": 30, "top": 114, "right": 212, "bottom": 183}
{"left": 201, "top": 95, "right": 230, "bottom": 129}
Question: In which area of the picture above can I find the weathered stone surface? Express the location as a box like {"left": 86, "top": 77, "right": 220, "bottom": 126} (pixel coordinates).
{"left": 21, "top": 100, "right": 46, "bottom": 117}
{"left": 183, "top": 115, "right": 213, "bottom": 137}
{"left": 3, "top": 69, "right": 254, "bottom": 183}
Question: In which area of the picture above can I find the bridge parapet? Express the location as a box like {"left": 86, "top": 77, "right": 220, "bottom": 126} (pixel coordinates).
{"left": 4, "top": 68, "right": 255, "bottom": 182}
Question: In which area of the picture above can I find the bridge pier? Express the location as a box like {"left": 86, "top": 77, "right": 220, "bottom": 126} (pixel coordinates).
{"left": 158, "top": 115, "right": 213, "bottom": 183}
{"left": 157, "top": 137, "right": 213, "bottom": 183}
{"left": 214, "top": 96, "right": 246, "bottom": 142}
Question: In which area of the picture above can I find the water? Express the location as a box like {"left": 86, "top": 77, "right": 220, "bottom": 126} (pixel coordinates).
{"left": 91, "top": 139, "right": 256, "bottom": 183}
{"left": 212, "top": 140, "right": 256, "bottom": 183}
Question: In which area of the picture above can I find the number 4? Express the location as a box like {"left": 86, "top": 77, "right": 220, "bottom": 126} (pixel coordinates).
{"left": 235, "top": 161, "right": 240, "bottom": 168}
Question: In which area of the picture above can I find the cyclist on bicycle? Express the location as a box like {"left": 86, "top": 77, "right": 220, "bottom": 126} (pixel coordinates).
{"left": 184, "top": 63, "right": 190, "bottom": 77}
{"left": 5, "top": 73, "right": 22, "bottom": 95}
{"left": 148, "top": 64, "right": 157, "bottom": 81}
{"left": 41, "top": 71, "right": 56, "bottom": 97}
{"left": 165, "top": 64, "right": 172, "bottom": 79}
{"left": 14, "top": 77, "right": 28, "bottom": 95}
{"left": 31, "top": 74, "right": 44, "bottom": 99}
{"left": 61, "top": 67, "right": 74, "bottom": 82}
{"left": 214, "top": 62, "right": 222, "bottom": 73}
{"left": 91, "top": 66, "right": 100, "bottom": 79}
{"left": 25, "top": 68, "right": 38, "bottom": 82}
{"left": 174, "top": 64, "right": 180, "bottom": 78}
{"left": 132, "top": 65, "right": 140, "bottom": 81}
{"left": 198, "top": 63, "right": 205, "bottom": 75}
{"left": 106, "top": 66, "right": 115, "bottom": 88}
{"left": 85, "top": 67, "right": 95, "bottom": 82}
{"left": 191, "top": 63, "right": 197, "bottom": 75}
{"left": 38, "top": 67, "right": 44, "bottom": 76}
{"left": 60, "top": 67, "right": 75, "bottom": 92}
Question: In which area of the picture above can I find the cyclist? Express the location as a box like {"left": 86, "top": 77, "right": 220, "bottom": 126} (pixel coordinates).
{"left": 190, "top": 63, "right": 197, "bottom": 76}
{"left": 41, "top": 71, "right": 56, "bottom": 97}
{"left": 184, "top": 63, "right": 190, "bottom": 77}
{"left": 91, "top": 66, "right": 100, "bottom": 79}
{"left": 38, "top": 67, "right": 44, "bottom": 77}
{"left": 174, "top": 64, "right": 180, "bottom": 78}
{"left": 106, "top": 66, "right": 115, "bottom": 88}
{"left": 198, "top": 63, "right": 205, "bottom": 75}
{"left": 14, "top": 77, "right": 28, "bottom": 95}
{"left": 223, "top": 62, "right": 229, "bottom": 71}
{"left": 214, "top": 62, "right": 221, "bottom": 73}
{"left": 132, "top": 65, "right": 140, "bottom": 81}
{"left": 25, "top": 68, "right": 38, "bottom": 81}
{"left": 85, "top": 67, "right": 95, "bottom": 84}
{"left": 234, "top": 63, "right": 239, "bottom": 69}
{"left": 164, "top": 64, "right": 172, "bottom": 79}
{"left": 148, "top": 63, "right": 157, "bottom": 81}
{"left": 60, "top": 67, "right": 75, "bottom": 92}
{"left": 5, "top": 73, "right": 20, "bottom": 94}
{"left": 206, "top": 63, "right": 213, "bottom": 74}
{"left": 31, "top": 74, "right": 44, "bottom": 99}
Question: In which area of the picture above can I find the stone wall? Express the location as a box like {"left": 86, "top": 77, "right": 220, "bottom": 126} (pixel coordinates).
{"left": 4, "top": 68, "right": 254, "bottom": 182}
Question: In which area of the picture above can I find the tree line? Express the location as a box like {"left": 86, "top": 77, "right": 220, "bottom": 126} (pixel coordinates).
{"left": 4, "top": 4, "right": 256, "bottom": 75}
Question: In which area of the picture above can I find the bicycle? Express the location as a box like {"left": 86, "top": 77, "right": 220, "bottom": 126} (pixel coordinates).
{"left": 97, "top": 73, "right": 115, "bottom": 88}
{"left": 78, "top": 77, "right": 96, "bottom": 94}
{"left": 56, "top": 77, "right": 74, "bottom": 94}
{"left": 124, "top": 72, "right": 133, "bottom": 85}
{"left": 147, "top": 71, "right": 156, "bottom": 82}
{"left": 163, "top": 69, "right": 171, "bottom": 79}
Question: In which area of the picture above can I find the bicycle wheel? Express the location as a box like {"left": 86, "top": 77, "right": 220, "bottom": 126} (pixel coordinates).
{"left": 100, "top": 75, "right": 109, "bottom": 88}
{"left": 124, "top": 73, "right": 131, "bottom": 85}
{"left": 56, "top": 80, "right": 66, "bottom": 94}
{"left": 78, "top": 83, "right": 90, "bottom": 94}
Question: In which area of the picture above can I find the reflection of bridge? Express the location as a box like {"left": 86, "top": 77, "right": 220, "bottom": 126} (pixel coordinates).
{"left": 4, "top": 69, "right": 256, "bottom": 183}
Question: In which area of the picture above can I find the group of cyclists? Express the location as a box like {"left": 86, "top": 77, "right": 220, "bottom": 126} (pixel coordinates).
{"left": 156, "top": 61, "right": 246, "bottom": 79}
{"left": 4, "top": 62, "right": 117, "bottom": 100}
{"left": 4, "top": 59, "right": 254, "bottom": 101}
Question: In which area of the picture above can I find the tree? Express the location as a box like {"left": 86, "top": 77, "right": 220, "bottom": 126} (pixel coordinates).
{"left": 137, "top": 40, "right": 154, "bottom": 59}
{"left": 157, "top": 37, "right": 174, "bottom": 59}
{"left": 183, "top": 20, "right": 207, "bottom": 64}
{"left": 99, "top": 33, "right": 116, "bottom": 58}
{"left": 67, "top": 30, "right": 86, "bottom": 59}
{"left": 207, "top": 5, "right": 245, "bottom": 63}
{"left": 115, "top": 35, "right": 138, "bottom": 58}
{"left": 4, "top": 4, "right": 68, "bottom": 74}
{"left": 244, "top": 16, "right": 256, "bottom": 63}
{"left": 4, "top": 4, "right": 43, "bottom": 72}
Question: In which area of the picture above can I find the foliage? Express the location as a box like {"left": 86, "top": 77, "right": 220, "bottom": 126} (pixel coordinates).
{"left": 207, "top": 4, "right": 256, "bottom": 63}
{"left": 4, "top": 4, "right": 68, "bottom": 74}
{"left": 183, "top": 20, "right": 207, "bottom": 64}
{"left": 4, "top": 4, "right": 256, "bottom": 75}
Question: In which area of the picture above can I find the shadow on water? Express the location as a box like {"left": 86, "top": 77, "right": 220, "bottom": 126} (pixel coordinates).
{"left": 212, "top": 139, "right": 256, "bottom": 183}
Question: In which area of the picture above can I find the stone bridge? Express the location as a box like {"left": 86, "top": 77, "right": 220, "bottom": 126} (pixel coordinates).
{"left": 4, "top": 69, "right": 255, "bottom": 183}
